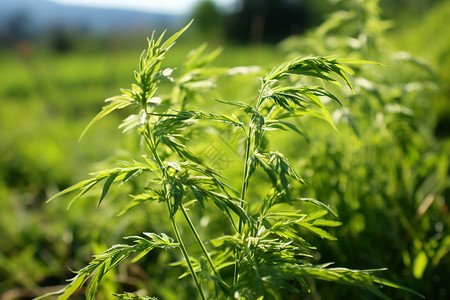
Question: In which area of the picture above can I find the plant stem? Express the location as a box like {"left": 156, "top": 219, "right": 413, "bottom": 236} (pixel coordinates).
{"left": 144, "top": 124, "right": 206, "bottom": 299}
{"left": 237, "top": 134, "right": 252, "bottom": 233}
{"left": 255, "top": 80, "right": 269, "bottom": 111}
{"left": 180, "top": 205, "right": 227, "bottom": 286}
{"left": 234, "top": 108, "right": 252, "bottom": 287}
{"left": 234, "top": 81, "right": 268, "bottom": 285}
{"left": 237, "top": 81, "right": 268, "bottom": 233}
{"left": 170, "top": 217, "right": 207, "bottom": 300}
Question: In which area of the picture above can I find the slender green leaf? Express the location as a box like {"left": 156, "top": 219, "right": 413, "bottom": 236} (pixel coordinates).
{"left": 296, "top": 198, "right": 337, "bottom": 217}
{"left": 46, "top": 179, "right": 95, "bottom": 203}
{"left": 80, "top": 95, "right": 132, "bottom": 140}
{"left": 36, "top": 234, "right": 178, "bottom": 300}
{"left": 97, "top": 174, "right": 118, "bottom": 207}
{"left": 162, "top": 19, "right": 193, "bottom": 50}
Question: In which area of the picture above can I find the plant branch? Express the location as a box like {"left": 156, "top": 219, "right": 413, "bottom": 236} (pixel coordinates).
{"left": 143, "top": 122, "right": 206, "bottom": 298}
{"left": 180, "top": 205, "right": 228, "bottom": 289}
{"left": 170, "top": 216, "right": 206, "bottom": 300}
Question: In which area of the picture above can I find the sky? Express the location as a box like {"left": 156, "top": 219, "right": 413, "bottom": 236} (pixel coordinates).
{"left": 47, "top": 0, "right": 239, "bottom": 15}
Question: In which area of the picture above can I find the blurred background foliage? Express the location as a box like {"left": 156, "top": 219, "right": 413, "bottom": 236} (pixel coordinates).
{"left": 0, "top": 0, "right": 448, "bottom": 299}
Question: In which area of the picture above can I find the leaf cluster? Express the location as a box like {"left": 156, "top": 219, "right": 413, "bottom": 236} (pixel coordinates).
{"left": 36, "top": 233, "right": 177, "bottom": 300}
{"left": 37, "top": 21, "right": 422, "bottom": 300}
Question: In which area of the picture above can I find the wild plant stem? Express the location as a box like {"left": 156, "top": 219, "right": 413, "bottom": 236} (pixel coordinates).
{"left": 144, "top": 125, "right": 206, "bottom": 299}
{"left": 170, "top": 217, "right": 207, "bottom": 300}
{"left": 237, "top": 135, "right": 251, "bottom": 233}
{"left": 180, "top": 205, "right": 227, "bottom": 285}
{"left": 234, "top": 81, "right": 268, "bottom": 285}
{"left": 237, "top": 82, "right": 269, "bottom": 232}
{"left": 255, "top": 81, "right": 269, "bottom": 110}
{"left": 234, "top": 109, "right": 252, "bottom": 286}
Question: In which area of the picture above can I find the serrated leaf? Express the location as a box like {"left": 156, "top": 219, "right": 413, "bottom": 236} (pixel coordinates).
{"left": 48, "top": 165, "right": 153, "bottom": 210}
{"left": 36, "top": 234, "right": 178, "bottom": 300}
{"left": 264, "top": 57, "right": 358, "bottom": 96}
{"left": 292, "top": 265, "right": 423, "bottom": 299}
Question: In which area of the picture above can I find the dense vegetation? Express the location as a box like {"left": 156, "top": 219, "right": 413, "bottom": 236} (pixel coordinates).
{"left": 0, "top": 0, "right": 448, "bottom": 299}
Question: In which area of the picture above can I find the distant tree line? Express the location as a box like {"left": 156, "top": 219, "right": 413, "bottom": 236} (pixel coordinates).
{"left": 192, "top": 0, "right": 332, "bottom": 44}
{"left": 192, "top": 0, "right": 446, "bottom": 44}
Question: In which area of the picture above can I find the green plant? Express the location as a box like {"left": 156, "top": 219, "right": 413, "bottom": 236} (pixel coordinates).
{"left": 280, "top": 0, "right": 449, "bottom": 299}
{"left": 36, "top": 21, "right": 421, "bottom": 300}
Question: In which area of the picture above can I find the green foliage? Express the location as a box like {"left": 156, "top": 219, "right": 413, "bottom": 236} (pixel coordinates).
{"left": 35, "top": 20, "right": 421, "bottom": 300}
{"left": 113, "top": 292, "right": 157, "bottom": 300}
{"left": 0, "top": 2, "right": 446, "bottom": 299}
{"left": 280, "top": 0, "right": 449, "bottom": 299}
{"left": 36, "top": 233, "right": 177, "bottom": 300}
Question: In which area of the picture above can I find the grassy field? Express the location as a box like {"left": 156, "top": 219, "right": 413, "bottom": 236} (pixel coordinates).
{"left": 0, "top": 1, "right": 449, "bottom": 299}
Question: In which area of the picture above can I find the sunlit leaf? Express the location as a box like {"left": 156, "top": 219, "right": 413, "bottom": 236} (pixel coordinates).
{"left": 162, "top": 19, "right": 193, "bottom": 50}
{"left": 80, "top": 95, "right": 133, "bottom": 140}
